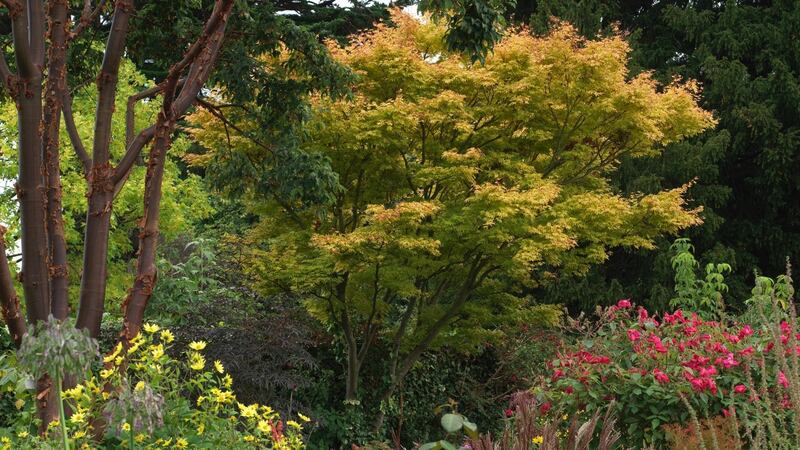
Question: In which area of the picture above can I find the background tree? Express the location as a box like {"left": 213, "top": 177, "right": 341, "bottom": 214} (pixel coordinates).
{"left": 508, "top": 0, "right": 800, "bottom": 312}
{"left": 188, "top": 10, "right": 713, "bottom": 428}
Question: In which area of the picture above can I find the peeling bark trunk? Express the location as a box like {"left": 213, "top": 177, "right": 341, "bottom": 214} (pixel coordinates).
{"left": 76, "top": 1, "right": 132, "bottom": 337}
{"left": 43, "top": 0, "right": 70, "bottom": 321}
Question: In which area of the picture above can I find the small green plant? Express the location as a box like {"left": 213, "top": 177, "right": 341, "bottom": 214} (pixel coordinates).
{"left": 670, "top": 238, "right": 731, "bottom": 318}
{"left": 419, "top": 406, "right": 478, "bottom": 450}
{"left": 16, "top": 316, "right": 99, "bottom": 449}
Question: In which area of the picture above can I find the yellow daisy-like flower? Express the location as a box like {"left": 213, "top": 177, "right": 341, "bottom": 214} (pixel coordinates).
{"left": 14, "top": 399, "right": 24, "bottom": 410}
{"left": 196, "top": 395, "right": 206, "bottom": 406}
{"left": 238, "top": 403, "right": 259, "bottom": 418}
{"left": 210, "top": 388, "right": 235, "bottom": 404}
{"left": 188, "top": 341, "right": 207, "bottom": 351}
{"left": 100, "top": 369, "right": 114, "bottom": 379}
{"left": 135, "top": 381, "right": 146, "bottom": 392}
{"left": 135, "top": 433, "right": 146, "bottom": 443}
{"left": 214, "top": 360, "right": 225, "bottom": 374}
{"left": 298, "top": 413, "right": 311, "bottom": 422}
{"left": 532, "top": 435, "right": 543, "bottom": 445}
{"left": 72, "top": 430, "right": 86, "bottom": 439}
{"left": 222, "top": 374, "right": 233, "bottom": 388}
{"left": 63, "top": 384, "right": 84, "bottom": 399}
{"left": 257, "top": 420, "right": 272, "bottom": 434}
{"left": 150, "top": 344, "right": 165, "bottom": 360}
{"left": 287, "top": 420, "right": 302, "bottom": 430}
{"left": 143, "top": 323, "right": 160, "bottom": 333}
{"left": 243, "top": 435, "right": 256, "bottom": 443}
{"left": 121, "top": 423, "right": 131, "bottom": 432}
{"left": 104, "top": 342, "right": 123, "bottom": 363}
{"left": 17, "top": 430, "right": 29, "bottom": 438}
{"left": 159, "top": 329, "right": 175, "bottom": 343}
{"left": 190, "top": 353, "right": 206, "bottom": 371}
{"left": 196, "top": 423, "right": 205, "bottom": 435}
{"left": 175, "top": 438, "right": 188, "bottom": 449}
{"left": 70, "top": 411, "right": 86, "bottom": 424}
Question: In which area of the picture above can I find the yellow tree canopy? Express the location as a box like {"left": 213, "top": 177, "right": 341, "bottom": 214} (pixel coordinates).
{"left": 188, "top": 10, "right": 714, "bottom": 391}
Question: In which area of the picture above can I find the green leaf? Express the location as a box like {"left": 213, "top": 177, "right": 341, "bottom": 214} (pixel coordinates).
{"left": 441, "top": 413, "right": 465, "bottom": 433}
{"left": 440, "top": 441, "right": 458, "bottom": 450}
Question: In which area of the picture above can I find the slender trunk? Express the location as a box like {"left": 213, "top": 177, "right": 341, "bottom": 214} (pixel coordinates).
{"left": 121, "top": 1, "right": 233, "bottom": 339}
{"left": 12, "top": 7, "right": 51, "bottom": 326}
{"left": 120, "top": 116, "right": 170, "bottom": 339}
{"left": 76, "top": 2, "right": 132, "bottom": 337}
{"left": 0, "top": 226, "right": 25, "bottom": 347}
{"left": 43, "top": 0, "right": 70, "bottom": 321}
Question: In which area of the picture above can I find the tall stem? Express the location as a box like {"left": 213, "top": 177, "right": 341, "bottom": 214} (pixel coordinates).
{"left": 55, "top": 374, "right": 69, "bottom": 450}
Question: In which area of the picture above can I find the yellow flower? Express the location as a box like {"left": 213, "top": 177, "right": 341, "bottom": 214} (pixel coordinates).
{"left": 243, "top": 435, "right": 256, "bottom": 442}
{"left": 257, "top": 420, "right": 272, "bottom": 434}
{"left": 135, "top": 433, "right": 146, "bottom": 443}
{"left": 159, "top": 329, "right": 175, "bottom": 343}
{"left": 121, "top": 423, "right": 131, "bottom": 432}
{"left": 149, "top": 344, "right": 165, "bottom": 360}
{"left": 532, "top": 436, "right": 543, "bottom": 445}
{"left": 17, "top": 430, "right": 29, "bottom": 438}
{"left": 175, "top": 438, "right": 188, "bottom": 449}
{"left": 14, "top": 399, "right": 24, "bottom": 410}
{"left": 196, "top": 423, "right": 205, "bottom": 435}
{"left": 238, "top": 403, "right": 259, "bottom": 418}
{"left": 190, "top": 353, "right": 206, "bottom": 371}
{"left": 104, "top": 342, "right": 123, "bottom": 363}
{"left": 287, "top": 420, "right": 302, "bottom": 430}
{"left": 196, "top": 395, "right": 206, "bottom": 406}
{"left": 72, "top": 430, "right": 86, "bottom": 439}
{"left": 188, "top": 341, "right": 207, "bottom": 351}
{"left": 100, "top": 369, "right": 114, "bottom": 379}
{"left": 210, "top": 388, "right": 235, "bottom": 404}
{"left": 135, "top": 381, "right": 146, "bottom": 392}
{"left": 64, "top": 384, "right": 84, "bottom": 399}
{"left": 222, "top": 374, "right": 233, "bottom": 388}
{"left": 298, "top": 413, "right": 311, "bottom": 422}
{"left": 143, "top": 323, "right": 160, "bottom": 333}
{"left": 48, "top": 420, "right": 60, "bottom": 428}
{"left": 70, "top": 411, "right": 86, "bottom": 424}
{"left": 214, "top": 360, "right": 225, "bottom": 374}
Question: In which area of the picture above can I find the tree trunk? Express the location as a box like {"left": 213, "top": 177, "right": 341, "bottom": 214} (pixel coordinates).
{"left": 43, "top": 0, "right": 70, "bottom": 321}
{"left": 76, "top": 2, "right": 132, "bottom": 337}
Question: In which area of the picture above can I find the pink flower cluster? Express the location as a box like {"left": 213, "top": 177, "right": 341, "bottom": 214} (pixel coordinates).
{"left": 542, "top": 300, "right": 799, "bottom": 412}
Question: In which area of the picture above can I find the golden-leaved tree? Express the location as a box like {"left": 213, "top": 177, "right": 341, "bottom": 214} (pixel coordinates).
{"left": 188, "top": 10, "right": 715, "bottom": 422}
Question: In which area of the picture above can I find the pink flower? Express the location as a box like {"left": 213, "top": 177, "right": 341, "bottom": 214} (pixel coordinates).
{"left": 564, "top": 386, "right": 574, "bottom": 394}
{"left": 638, "top": 308, "right": 649, "bottom": 321}
{"left": 778, "top": 371, "right": 789, "bottom": 388}
{"left": 734, "top": 384, "right": 747, "bottom": 394}
{"left": 653, "top": 369, "right": 670, "bottom": 384}
{"left": 715, "top": 353, "right": 739, "bottom": 369}
{"left": 551, "top": 369, "right": 564, "bottom": 382}
{"left": 616, "top": 299, "right": 632, "bottom": 309}
{"left": 739, "top": 346, "right": 754, "bottom": 356}
{"left": 628, "top": 329, "right": 642, "bottom": 342}
{"left": 539, "top": 402, "right": 552, "bottom": 414}
{"left": 504, "top": 408, "right": 514, "bottom": 417}
{"left": 738, "top": 325, "right": 753, "bottom": 339}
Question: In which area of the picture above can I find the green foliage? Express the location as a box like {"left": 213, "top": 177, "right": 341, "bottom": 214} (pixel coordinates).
{"left": 669, "top": 238, "right": 731, "bottom": 318}
{"left": 419, "top": 410, "right": 478, "bottom": 450}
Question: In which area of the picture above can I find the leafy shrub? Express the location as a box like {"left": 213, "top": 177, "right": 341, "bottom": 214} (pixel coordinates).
{"left": 0, "top": 324, "right": 309, "bottom": 449}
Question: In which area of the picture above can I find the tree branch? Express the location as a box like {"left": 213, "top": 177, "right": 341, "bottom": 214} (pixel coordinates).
{"left": 112, "top": 124, "right": 155, "bottom": 195}
{"left": 70, "top": 0, "right": 108, "bottom": 40}
{"left": 0, "top": 50, "right": 17, "bottom": 95}
{"left": 0, "top": 226, "right": 25, "bottom": 348}
{"left": 61, "top": 91, "right": 92, "bottom": 174}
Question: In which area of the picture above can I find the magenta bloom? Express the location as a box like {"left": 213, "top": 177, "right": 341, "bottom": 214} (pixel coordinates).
{"left": 627, "top": 329, "right": 642, "bottom": 342}
{"left": 653, "top": 369, "right": 670, "bottom": 384}
{"left": 616, "top": 299, "right": 632, "bottom": 309}
{"left": 779, "top": 371, "right": 790, "bottom": 388}
{"left": 734, "top": 384, "right": 747, "bottom": 394}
